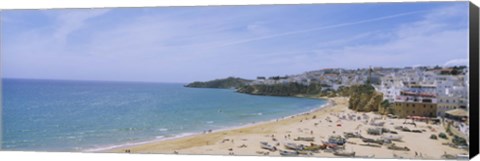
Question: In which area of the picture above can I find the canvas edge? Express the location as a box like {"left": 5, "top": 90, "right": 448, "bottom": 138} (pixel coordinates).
{"left": 468, "top": 1, "right": 479, "bottom": 160}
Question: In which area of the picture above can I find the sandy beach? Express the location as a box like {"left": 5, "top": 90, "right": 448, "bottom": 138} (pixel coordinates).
{"left": 105, "top": 97, "right": 468, "bottom": 159}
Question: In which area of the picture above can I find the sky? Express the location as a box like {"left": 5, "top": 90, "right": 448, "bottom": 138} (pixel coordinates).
{"left": 0, "top": 2, "right": 470, "bottom": 83}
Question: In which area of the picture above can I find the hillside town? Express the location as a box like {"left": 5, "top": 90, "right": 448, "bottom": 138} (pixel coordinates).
{"left": 251, "top": 66, "right": 470, "bottom": 139}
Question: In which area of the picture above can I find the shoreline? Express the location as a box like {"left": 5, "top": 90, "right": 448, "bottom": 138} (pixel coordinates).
{"left": 102, "top": 96, "right": 468, "bottom": 159}
{"left": 92, "top": 96, "right": 332, "bottom": 152}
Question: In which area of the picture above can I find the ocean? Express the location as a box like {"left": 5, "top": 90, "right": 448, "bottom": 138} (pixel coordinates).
{"left": 1, "top": 78, "right": 327, "bottom": 152}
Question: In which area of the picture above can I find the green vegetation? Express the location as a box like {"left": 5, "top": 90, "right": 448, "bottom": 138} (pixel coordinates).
{"left": 336, "top": 86, "right": 351, "bottom": 97}
{"left": 438, "top": 66, "right": 467, "bottom": 75}
{"left": 185, "top": 77, "right": 252, "bottom": 89}
{"left": 348, "top": 84, "right": 383, "bottom": 112}
{"left": 236, "top": 82, "right": 324, "bottom": 96}
{"left": 236, "top": 82, "right": 364, "bottom": 98}
{"left": 186, "top": 77, "right": 335, "bottom": 97}
{"left": 452, "top": 135, "right": 468, "bottom": 146}
{"left": 439, "top": 132, "right": 448, "bottom": 139}
{"left": 187, "top": 77, "right": 384, "bottom": 113}
{"left": 379, "top": 99, "right": 393, "bottom": 114}
{"left": 381, "top": 100, "right": 390, "bottom": 108}
{"left": 446, "top": 123, "right": 452, "bottom": 134}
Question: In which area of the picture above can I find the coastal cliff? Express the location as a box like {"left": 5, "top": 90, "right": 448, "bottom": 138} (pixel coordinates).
{"left": 236, "top": 83, "right": 323, "bottom": 97}
{"left": 184, "top": 77, "right": 252, "bottom": 89}
{"left": 186, "top": 77, "right": 384, "bottom": 112}
{"left": 347, "top": 84, "right": 383, "bottom": 112}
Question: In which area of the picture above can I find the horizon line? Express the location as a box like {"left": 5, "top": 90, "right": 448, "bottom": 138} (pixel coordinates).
{"left": 1, "top": 77, "right": 189, "bottom": 85}
{"left": 2, "top": 64, "right": 468, "bottom": 84}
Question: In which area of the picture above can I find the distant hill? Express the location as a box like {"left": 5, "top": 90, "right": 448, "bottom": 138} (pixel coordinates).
{"left": 185, "top": 77, "right": 253, "bottom": 89}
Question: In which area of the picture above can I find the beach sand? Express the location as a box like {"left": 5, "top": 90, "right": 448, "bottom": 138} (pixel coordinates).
{"left": 105, "top": 97, "right": 468, "bottom": 159}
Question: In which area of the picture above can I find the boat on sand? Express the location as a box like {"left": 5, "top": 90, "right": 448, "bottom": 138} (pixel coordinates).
{"left": 260, "top": 142, "right": 277, "bottom": 151}
{"left": 284, "top": 142, "right": 304, "bottom": 151}
{"left": 333, "top": 150, "right": 356, "bottom": 157}
{"left": 294, "top": 136, "right": 315, "bottom": 142}
{"left": 279, "top": 150, "right": 299, "bottom": 156}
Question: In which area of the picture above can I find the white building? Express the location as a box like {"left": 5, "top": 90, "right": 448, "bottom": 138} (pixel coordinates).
{"left": 378, "top": 74, "right": 404, "bottom": 102}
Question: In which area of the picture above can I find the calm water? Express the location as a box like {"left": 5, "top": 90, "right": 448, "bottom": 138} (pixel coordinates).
{"left": 1, "top": 78, "right": 326, "bottom": 152}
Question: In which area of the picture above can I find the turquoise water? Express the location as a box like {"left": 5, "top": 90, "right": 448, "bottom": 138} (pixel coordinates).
{"left": 1, "top": 78, "right": 326, "bottom": 152}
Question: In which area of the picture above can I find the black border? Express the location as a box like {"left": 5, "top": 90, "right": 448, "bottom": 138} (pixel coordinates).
{"left": 469, "top": 1, "right": 479, "bottom": 159}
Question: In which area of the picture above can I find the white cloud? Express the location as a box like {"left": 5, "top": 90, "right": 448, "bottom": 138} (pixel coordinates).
{"left": 1, "top": 4, "right": 469, "bottom": 82}
{"left": 214, "top": 10, "right": 427, "bottom": 49}
{"left": 52, "top": 9, "right": 110, "bottom": 42}
{"left": 246, "top": 21, "right": 271, "bottom": 35}
{"left": 294, "top": 4, "right": 469, "bottom": 69}
{"left": 444, "top": 59, "right": 469, "bottom": 66}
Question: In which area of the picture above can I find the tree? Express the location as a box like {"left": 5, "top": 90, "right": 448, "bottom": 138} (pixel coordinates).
{"left": 381, "top": 100, "right": 390, "bottom": 108}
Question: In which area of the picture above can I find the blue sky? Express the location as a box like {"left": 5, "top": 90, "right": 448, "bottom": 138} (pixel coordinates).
{"left": 1, "top": 2, "right": 469, "bottom": 83}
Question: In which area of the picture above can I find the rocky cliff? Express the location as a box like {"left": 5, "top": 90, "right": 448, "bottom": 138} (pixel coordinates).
{"left": 348, "top": 84, "right": 383, "bottom": 112}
